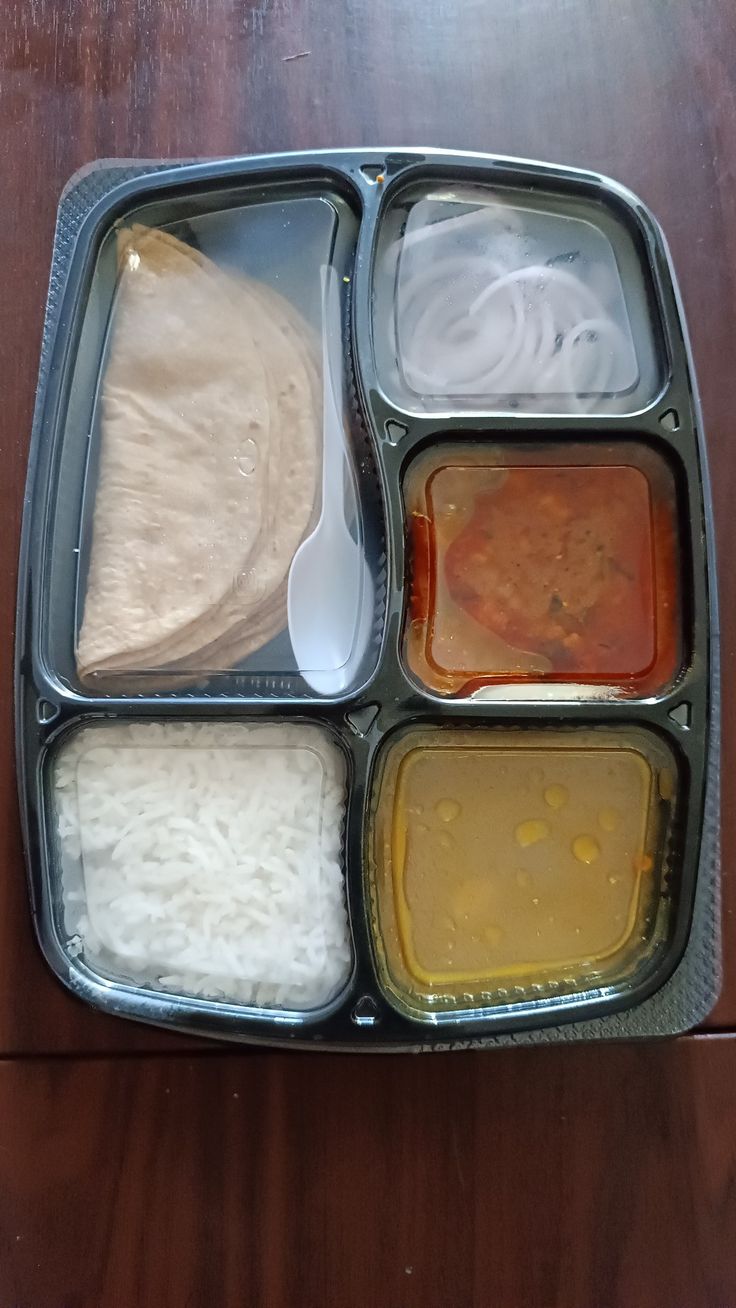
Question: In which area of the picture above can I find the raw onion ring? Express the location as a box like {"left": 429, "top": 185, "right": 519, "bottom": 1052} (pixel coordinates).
{"left": 390, "top": 208, "right": 635, "bottom": 405}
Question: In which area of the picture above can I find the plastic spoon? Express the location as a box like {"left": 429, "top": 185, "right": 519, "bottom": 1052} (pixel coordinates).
{"left": 287, "top": 266, "right": 374, "bottom": 694}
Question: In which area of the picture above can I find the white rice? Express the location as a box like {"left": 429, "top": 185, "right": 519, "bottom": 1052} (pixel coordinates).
{"left": 53, "top": 721, "right": 352, "bottom": 1010}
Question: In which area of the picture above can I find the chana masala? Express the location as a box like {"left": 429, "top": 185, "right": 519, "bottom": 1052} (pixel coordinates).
{"left": 404, "top": 445, "right": 680, "bottom": 696}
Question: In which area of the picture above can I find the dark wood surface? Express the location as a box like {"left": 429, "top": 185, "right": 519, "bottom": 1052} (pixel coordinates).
{"left": 1, "top": 1, "right": 735, "bottom": 1304}
{"left": 0, "top": 1039, "right": 735, "bottom": 1308}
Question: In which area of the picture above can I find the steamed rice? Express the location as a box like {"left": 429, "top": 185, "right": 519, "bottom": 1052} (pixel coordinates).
{"left": 53, "top": 721, "right": 352, "bottom": 1010}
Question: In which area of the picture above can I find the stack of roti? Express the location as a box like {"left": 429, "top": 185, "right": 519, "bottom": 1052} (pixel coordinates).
{"left": 76, "top": 223, "right": 321, "bottom": 684}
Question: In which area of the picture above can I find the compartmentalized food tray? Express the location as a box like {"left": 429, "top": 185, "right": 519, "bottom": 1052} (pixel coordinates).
{"left": 15, "top": 150, "right": 720, "bottom": 1049}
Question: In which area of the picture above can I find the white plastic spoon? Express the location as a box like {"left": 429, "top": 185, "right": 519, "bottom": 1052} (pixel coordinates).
{"left": 287, "top": 266, "right": 374, "bottom": 695}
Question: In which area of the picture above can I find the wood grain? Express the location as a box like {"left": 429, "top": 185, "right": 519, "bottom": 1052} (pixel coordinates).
{"left": 0, "top": 1039, "right": 734, "bottom": 1308}
{"left": 0, "top": 0, "right": 733, "bottom": 1052}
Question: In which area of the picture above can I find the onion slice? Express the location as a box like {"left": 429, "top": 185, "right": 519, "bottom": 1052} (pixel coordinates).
{"left": 389, "top": 204, "right": 636, "bottom": 407}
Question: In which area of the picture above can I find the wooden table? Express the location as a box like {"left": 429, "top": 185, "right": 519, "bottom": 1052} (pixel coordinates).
{"left": 1, "top": 1, "right": 734, "bottom": 1303}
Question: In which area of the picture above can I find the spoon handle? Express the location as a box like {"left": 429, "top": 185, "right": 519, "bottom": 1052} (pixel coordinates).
{"left": 319, "top": 264, "right": 348, "bottom": 517}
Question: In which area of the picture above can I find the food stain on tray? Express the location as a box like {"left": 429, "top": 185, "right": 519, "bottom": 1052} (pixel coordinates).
{"left": 404, "top": 444, "right": 680, "bottom": 697}
{"left": 369, "top": 728, "right": 677, "bottom": 1010}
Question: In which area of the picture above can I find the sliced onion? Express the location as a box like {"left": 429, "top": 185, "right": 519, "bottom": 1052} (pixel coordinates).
{"left": 389, "top": 207, "right": 635, "bottom": 406}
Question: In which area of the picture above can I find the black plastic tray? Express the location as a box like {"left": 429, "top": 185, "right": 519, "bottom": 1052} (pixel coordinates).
{"left": 15, "top": 149, "right": 721, "bottom": 1049}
